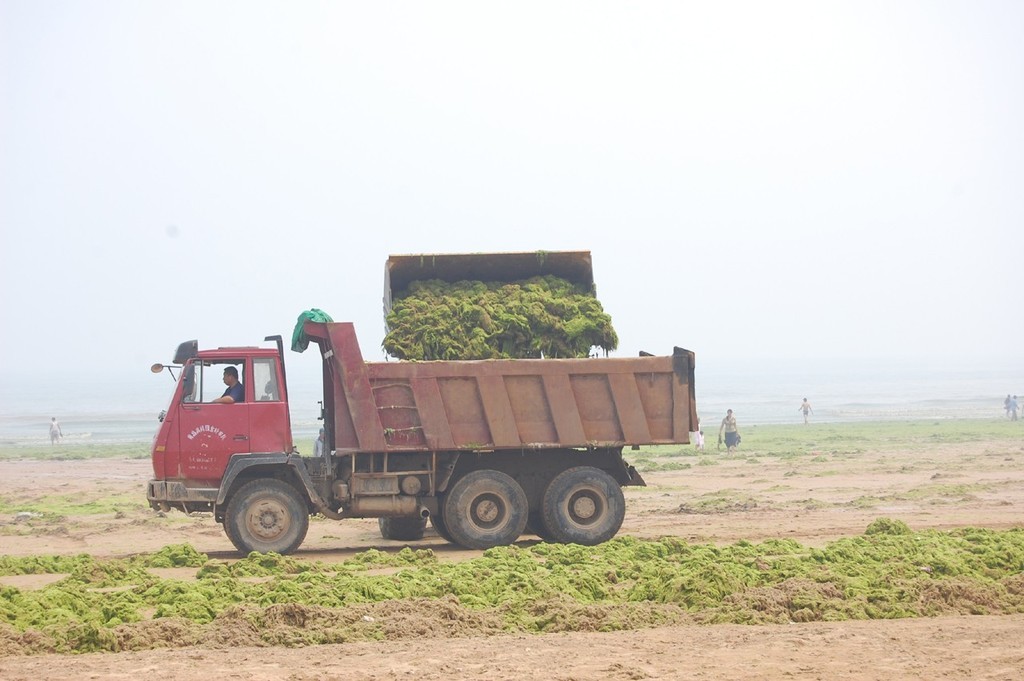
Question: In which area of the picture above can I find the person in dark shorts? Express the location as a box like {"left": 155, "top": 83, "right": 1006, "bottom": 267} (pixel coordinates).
{"left": 718, "top": 409, "right": 740, "bottom": 452}
{"left": 798, "top": 398, "right": 813, "bottom": 424}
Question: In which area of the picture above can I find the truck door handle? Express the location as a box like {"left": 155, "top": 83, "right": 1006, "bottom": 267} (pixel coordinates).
{"left": 234, "top": 435, "right": 248, "bottom": 441}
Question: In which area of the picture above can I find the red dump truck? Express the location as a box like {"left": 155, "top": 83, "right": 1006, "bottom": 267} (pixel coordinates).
{"left": 147, "top": 252, "right": 698, "bottom": 554}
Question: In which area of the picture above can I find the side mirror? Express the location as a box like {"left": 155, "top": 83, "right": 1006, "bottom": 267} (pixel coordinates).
{"left": 151, "top": 363, "right": 165, "bottom": 374}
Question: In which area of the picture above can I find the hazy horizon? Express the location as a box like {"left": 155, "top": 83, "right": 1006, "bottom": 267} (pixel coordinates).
{"left": 1, "top": 351, "right": 1019, "bottom": 423}
{"left": 2, "top": 2, "right": 1022, "bottom": 392}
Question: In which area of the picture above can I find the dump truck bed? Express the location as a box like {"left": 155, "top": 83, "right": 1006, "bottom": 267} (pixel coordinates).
{"left": 306, "top": 322, "right": 697, "bottom": 453}
{"left": 383, "top": 251, "right": 596, "bottom": 318}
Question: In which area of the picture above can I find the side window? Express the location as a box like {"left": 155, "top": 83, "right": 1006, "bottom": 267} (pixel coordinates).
{"left": 254, "top": 358, "right": 279, "bottom": 401}
{"left": 208, "top": 362, "right": 245, "bottom": 403}
{"left": 181, "top": 361, "right": 246, "bottom": 403}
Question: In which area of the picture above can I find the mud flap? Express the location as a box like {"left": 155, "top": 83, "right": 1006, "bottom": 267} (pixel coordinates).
{"left": 623, "top": 464, "right": 646, "bottom": 487}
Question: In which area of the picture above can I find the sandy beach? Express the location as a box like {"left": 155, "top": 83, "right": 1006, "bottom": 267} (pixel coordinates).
{"left": 0, "top": 420, "right": 1022, "bottom": 679}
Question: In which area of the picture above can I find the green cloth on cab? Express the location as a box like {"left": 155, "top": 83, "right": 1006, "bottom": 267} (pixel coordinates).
{"left": 291, "top": 309, "right": 334, "bottom": 352}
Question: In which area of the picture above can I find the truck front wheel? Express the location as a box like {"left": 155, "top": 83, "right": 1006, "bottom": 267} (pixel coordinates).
{"left": 224, "top": 479, "right": 310, "bottom": 555}
{"left": 442, "top": 470, "right": 528, "bottom": 549}
{"left": 541, "top": 467, "right": 624, "bottom": 545}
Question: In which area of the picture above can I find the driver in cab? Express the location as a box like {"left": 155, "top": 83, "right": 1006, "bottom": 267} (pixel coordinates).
{"left": 212, "top": 367, "right": 244, "bottom": 404}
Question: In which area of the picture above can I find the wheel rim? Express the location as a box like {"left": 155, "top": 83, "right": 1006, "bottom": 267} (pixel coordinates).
{"left": 246, "top": 497, "right": 291, "bottom": 541}
{"left": 470, "top": 493, "right": 506, "bottom": 529}
{"left": 567, "top": 487, "right": 604, "bottom": 526}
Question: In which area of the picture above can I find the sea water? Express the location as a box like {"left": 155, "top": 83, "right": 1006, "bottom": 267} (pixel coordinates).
{"left": 692, "top": 357, "right": 1019, "bottom": 430}
{"left": 0, "top": 358, "right": 1020, "bottom": 447}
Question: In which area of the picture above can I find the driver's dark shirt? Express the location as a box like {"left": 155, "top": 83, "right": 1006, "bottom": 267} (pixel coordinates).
{"left": 221, "top": 382, "right": 244, "bottom": 403}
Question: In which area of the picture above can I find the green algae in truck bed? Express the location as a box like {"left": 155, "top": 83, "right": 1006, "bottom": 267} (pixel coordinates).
{"left": 383, "top": 275, "right": 617, "bottom": 360}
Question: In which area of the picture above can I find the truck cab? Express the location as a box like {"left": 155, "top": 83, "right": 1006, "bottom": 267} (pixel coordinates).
{"left": 149, "top": 339, "right": 293, "bottom": 508}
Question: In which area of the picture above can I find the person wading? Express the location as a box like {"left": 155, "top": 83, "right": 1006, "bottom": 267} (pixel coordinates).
{"left": 799, "top": 398, "right": 814, "bottom": 424}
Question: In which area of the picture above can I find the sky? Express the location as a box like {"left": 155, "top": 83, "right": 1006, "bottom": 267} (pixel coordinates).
{"left": 2, "top": 0, "right": 1023, "bottom": 404}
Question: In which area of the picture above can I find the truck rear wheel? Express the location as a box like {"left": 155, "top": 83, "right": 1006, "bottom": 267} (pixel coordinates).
{"left": 442, "top": 470, "right": 528, "bottom": 549}
{"left": 378, "top": 516, "right": 427, "bottom": 541}
{"left": 430, "top": 509, "right": 455, "bottom": 543}
{"left": 224, "top": 479, "right": 309, "bottom": 555}
{"left": 541, "top": 466, "right": 624, "bottom": 545}
{"left": 527, "top": 511, "right": 556, "bottom": 541}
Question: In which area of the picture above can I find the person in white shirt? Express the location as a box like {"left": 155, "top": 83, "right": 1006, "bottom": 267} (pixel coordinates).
{"left": 49, "top": 417, "right": 63, "bottom": 445}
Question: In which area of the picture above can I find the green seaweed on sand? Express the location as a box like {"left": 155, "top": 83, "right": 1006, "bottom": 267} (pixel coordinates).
{"left": 1, "top": 522, "right": 1023, "bottom": 655}
{"left": 0, "top": 492, "right": 145, "bottom": 517}
{"left": 144, "top": 544, "right": 208, "bottom": 569}
{"left": 0, "top": 443, "right": 150, "bottom": 461}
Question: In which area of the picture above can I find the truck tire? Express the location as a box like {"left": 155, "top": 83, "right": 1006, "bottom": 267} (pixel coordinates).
{"left": 430, "top": 508, "right": 456, "bottom": 543}
{"left": 442, "top": 470, "right": 528, "bottom": 550}
{"left": 378, "top": 516, "right": 427, "bottom": 541}
{"left": 224, "top": 479, "right": 309, "bottom": 555}
{"left": 541, "top": 466, "right": 624, "bottom": 546}
{"left": 527, "top": 511, "right": 556, "bottom": 542}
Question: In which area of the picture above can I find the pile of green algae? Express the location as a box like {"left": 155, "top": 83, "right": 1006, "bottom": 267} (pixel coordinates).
{"left": 383, "top": 275, "right": 618, "bottom": 360}
{"left": 1, "top": 520, "right": 1022, "bottom": 655}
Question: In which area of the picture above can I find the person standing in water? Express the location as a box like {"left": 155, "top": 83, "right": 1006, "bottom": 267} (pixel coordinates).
{"left": 798, "top": 398, "right": 814, "bottom": 424}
